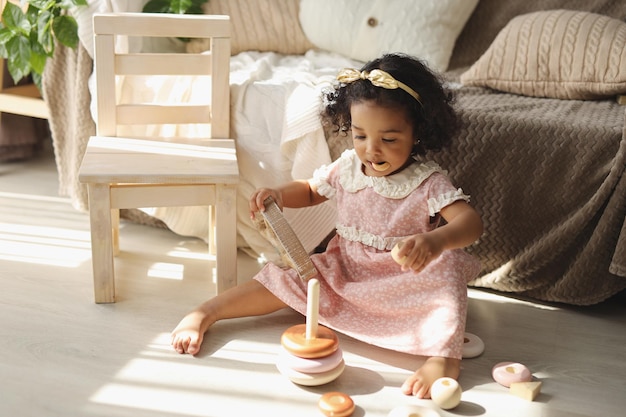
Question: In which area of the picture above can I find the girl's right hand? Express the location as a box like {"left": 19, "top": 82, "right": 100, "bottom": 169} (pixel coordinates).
{"left": 249, "top": 188, "right": 283, "bottom": 219}
{"left": 395, "top": 233, "right": 444, "bottom": 273}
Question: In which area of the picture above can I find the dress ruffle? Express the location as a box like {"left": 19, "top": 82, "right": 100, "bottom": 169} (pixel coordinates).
{"left": 313, "top": 149, "right": 459, "bottom": 200}
{"left": 336, "top": 224, "right": 403, "bottom": 250}
{"left": 428, "top": 189, "right": 470, "bottom": 217}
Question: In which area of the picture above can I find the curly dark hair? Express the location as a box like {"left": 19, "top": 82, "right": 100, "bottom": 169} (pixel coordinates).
{"left": 322, "top": 53, "right": 460, "bottom": 155}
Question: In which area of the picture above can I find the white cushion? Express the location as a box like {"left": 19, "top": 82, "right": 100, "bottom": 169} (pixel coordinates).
{"left": 298, "top": 0, "right": 478, "bottom": 72}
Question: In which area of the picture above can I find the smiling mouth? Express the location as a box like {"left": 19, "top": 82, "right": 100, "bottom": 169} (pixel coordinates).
{"left": 371, "top": 161, "right": 391, "bottom": 172}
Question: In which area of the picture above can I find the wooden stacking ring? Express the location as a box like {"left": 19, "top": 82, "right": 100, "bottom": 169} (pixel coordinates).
{"left": 281, "top": 324, "right": 339, "bottom": 359}
{"left": 387, "top": 404, "right": 440, "bottom": 417}
{"left": 318, "top": 391, "right": 355, "bottom": 417}
{"left": 462, "top": 332, "right": 485, "bottom": 358}
{"left": 277, "top": 359, "right": 345, "bottom": 386}
{"left": 492, "top": 361, "right": 532, "bottom": 387}
{"left": 278, "top": 346, "right": 344, "bottom": 373}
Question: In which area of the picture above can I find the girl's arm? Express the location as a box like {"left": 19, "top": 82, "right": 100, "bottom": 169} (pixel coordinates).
{"left": 249, "top": 180, "right": 328, "bottom": 218}
{"left": 434, "top": 200, "right": 484, "bottom": 250}
{"left": 396, "top": 200, "right": 483, "bottom": 272}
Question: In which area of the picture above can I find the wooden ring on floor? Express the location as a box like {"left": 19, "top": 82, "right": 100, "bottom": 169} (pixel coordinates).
{"left": 278, "top": 346, "right": 343, "bottom": 373}
{"left": 492, "top": 361, "right": 532, "bottom": 387}
{"left": 277, "top": 359, "right": 345, "bottom": 386}
{"left": 462, "top": 332, "right": 485, "bottom": 358}
{"left": 318, "top": 391, "right": 355, "bottom": 417}
{"left": 281, "top": 324, "right": 339, "bottom": 359}
{"left": 387, "top": 405, "right": 440, "bottom": 417}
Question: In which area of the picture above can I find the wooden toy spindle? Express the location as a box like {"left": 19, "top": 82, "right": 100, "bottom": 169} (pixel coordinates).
{"left": 306, "top": 278, "right": 320, "bottom": 340}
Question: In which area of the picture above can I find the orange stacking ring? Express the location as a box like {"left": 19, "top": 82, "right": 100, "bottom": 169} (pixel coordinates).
{"left": 318, "top": 392, "right": 355, "bottom": 417}
{"left": 281, "top": 324, "right": 339, "bottom": 359}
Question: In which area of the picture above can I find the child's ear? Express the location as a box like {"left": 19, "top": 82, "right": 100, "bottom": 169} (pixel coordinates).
{"left": 411, "top": 140, "right": 424, "bottom": 156}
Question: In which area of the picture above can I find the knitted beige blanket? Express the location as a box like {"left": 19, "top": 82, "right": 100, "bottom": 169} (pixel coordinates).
{"left": 434, "top": 87, "right": 626, "bottom": 305}
{"left": 42, "top": 42, "right": 92, "bottom": 212}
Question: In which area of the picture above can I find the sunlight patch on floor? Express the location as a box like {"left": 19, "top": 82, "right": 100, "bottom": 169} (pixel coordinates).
{"left": 166, "top": 248, "right": 213, "bottom": 261}
{"left": 0, "top": 191, "right": 70, "bottom": 204}
{"left": 468, "top": 288, "right": 560, "bottom": 311}
{"left": 0, "top": 222, "right": 91, "bottom": 267}
{"left": 0, "top": 192, "right": 91, "bottom": 268}
{"left": 88, "top": 332, "right": 299, "bottom": 416}
{"left": 147, "top": 262, "right": 185, "bottom": 280}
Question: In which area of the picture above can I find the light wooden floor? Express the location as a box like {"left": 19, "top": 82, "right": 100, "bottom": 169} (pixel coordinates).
{"left": 1, "top": 140, "right": 625, "bottom": 417}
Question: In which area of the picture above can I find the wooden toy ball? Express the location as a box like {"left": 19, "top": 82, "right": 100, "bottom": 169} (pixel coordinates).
{"left": 430, "top": 377, "right": 462, "bottom": 410}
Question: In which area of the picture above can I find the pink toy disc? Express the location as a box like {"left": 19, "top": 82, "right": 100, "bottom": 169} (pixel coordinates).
{"left": 278, "top": 346, "right": 343, "bottom": 373}
{"left": 492, "top": 361, "right": 532, "bottom": 387}
{"left": 277, "top": 359, "right": 345, "bottom": 386}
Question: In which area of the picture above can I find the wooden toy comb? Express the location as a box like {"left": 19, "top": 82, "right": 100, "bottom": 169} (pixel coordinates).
{"left": 255, "top": 196, "right": 318, "bottom": 281}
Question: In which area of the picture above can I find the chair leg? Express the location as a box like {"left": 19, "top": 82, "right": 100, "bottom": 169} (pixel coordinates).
{"left": 112, "top": 208, "right": 120, "bottom": 256}
{"left": 214, "top": 184, "right": 238, "bottom": 294}
{"left": 87, "top": 183, "right": 116, "bottom": 303}
{"left": 208, "top": 205, "right": 216, "bottom": 256}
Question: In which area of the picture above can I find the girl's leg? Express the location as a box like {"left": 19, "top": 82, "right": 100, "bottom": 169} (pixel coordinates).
{"left": 171, "top": 279, "right": 288, "bottom": 355}
{"left": 400, "top": 356, "right": 461, "bottom": 398}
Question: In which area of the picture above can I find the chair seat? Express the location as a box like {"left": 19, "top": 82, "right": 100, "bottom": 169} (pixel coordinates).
{"left": 79, "top": 136, "right": 239, "bottom": 184}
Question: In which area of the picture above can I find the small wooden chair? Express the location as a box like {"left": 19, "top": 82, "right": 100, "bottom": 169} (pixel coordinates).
{"left": 79, "top": 13, "right": 238, "bottom": 303}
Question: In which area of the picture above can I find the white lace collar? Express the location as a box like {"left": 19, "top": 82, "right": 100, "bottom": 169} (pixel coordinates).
{"left": 338, "top": 149, "right": 444, "bottom": 199}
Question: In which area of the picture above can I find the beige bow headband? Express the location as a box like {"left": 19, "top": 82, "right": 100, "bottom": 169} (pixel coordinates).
{"left": 336, "top": 68, "right": 422, "bottom": 105}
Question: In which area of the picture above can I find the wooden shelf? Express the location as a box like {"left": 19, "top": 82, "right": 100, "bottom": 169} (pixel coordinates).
{"left": 0, "top": 58, "right": 49, "bottom": 120}
{"left": 0, "top": 83, "right": 49, "bottom": 119}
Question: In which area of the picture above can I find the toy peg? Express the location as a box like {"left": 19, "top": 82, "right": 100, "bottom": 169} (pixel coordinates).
{"left": 306, "top": 278, "right": 320, "bottom": 340}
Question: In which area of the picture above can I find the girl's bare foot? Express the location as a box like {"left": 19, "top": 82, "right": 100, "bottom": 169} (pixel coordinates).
{"left": 170, "top": 280, "right": 289, "bottom": 355}
{"left": 171, "top": 304, "right": 216, "bottom": 355}
{"left": 401, "top": 356, "right": 461, "bottom": 398}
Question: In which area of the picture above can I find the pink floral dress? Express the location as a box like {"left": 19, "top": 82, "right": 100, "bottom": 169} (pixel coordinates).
{"left": 255, "top": 149, "right": 481, "bottom": 359}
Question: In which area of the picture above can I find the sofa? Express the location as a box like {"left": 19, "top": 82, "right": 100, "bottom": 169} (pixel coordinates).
{"left": 43, "top": 0, "right": 626, "bottom": 305}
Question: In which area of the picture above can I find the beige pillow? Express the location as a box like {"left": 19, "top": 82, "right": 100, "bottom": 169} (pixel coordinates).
{"left": 186, "top": 0, "right": 315, "bottom": 55}
{"left": 460, "top": 10, "right": 626, "bottom": 100}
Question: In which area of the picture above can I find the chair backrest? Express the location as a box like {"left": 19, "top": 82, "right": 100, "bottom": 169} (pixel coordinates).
{"left": 92, "top": 13, "right": 231, "bottom": 139}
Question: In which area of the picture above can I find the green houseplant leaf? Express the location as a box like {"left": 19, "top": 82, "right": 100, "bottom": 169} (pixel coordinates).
{"left": 51, "top": 14, "right": 78, "bottom": 48}
{"left": 142, "top": 0, "right": 208, "bottom": 15}
{"left": 0, "top": 0, "right": 86, "bottom": 90}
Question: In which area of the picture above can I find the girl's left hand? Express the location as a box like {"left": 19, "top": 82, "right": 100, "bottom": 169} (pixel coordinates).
{"left": 395, "top": 234, "right": 444, "bottom": 273}
{"left": 249, "top": 188, "right": 283, "bottom": 220}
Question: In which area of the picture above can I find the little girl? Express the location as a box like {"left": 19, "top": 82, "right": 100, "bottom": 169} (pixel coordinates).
{"left": 171, "top": 53, "right": 483, "bottom": 399}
